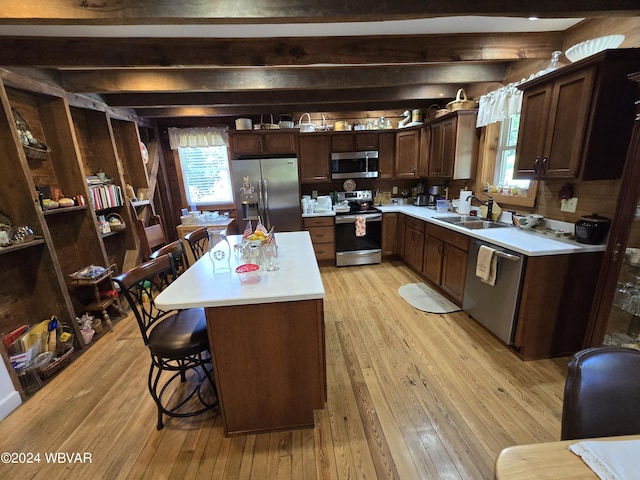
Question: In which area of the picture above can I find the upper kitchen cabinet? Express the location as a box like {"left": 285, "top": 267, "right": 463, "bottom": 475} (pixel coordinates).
{"left": 394, "top": 127, "right": 420, "bottom": 178}
{"left": 514, "top": 49, "right": 640, "bottom": 181}
{"left": 331, "top": 132, "right": 378, "bottom": 152}
{"left": 378, "top": 132, "right": 396, "bottom": 179}
{"left": 299, "top": 134, "right": 331, "bottom": 183}
{"left": 426, "top": 110, "right": 478, "bottom": 180}
{"left": 230, "top": 130, "right": 297, "bottom": 157}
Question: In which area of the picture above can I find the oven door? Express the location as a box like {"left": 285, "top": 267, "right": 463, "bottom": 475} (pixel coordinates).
{"left": 335, "top": 213, "right": 382, "bottom": 266}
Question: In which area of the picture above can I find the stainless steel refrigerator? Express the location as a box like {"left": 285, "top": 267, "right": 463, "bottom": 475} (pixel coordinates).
{"left": 231, "top": 157, "right": 301, "bottom": 232}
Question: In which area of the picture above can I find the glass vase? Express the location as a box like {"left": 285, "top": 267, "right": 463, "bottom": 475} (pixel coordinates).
{"left": 208, "top": 228, "right": 231, "bottom": 274}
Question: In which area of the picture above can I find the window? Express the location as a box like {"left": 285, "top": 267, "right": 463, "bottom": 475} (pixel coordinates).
{"left": 177, "top": 146, "right": 233, "bottom": 207}
{"left": 495, "top": 114, "right": 530, "bottom": 192}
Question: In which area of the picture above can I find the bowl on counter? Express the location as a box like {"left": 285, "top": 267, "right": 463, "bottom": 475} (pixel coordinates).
{"left": 236, "top": 263, "right": 261, "bottom": 284}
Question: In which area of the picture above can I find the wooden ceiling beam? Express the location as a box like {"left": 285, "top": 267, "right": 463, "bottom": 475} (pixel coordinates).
{"left": 100, "top": 85, "right": 463, "bottom": 108}
{"left": 0, "top": 32, "right": 562, "bottom": 67}
{"left": 60, "top": 63, "right": 506, "bottom": 93}
{"left": 0, "top": 1, "right": 636, "bottom": 24}
{"left": 133, "top": 98, "right": 453, "bottom": 118}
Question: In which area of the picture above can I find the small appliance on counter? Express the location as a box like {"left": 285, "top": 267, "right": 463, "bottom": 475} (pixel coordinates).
{"left": 427, "top": 185, "right": 446, "bottom": 208}
{"left": 575, "top": 213, "right": 611, "bottom": 244}
{"left": 413, "top": 195, "right": 430, "bottom": 206}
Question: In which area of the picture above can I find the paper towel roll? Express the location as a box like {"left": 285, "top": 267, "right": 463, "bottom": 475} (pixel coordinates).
{"left": 457, "top": 191, "right": 472, "bottom": 214}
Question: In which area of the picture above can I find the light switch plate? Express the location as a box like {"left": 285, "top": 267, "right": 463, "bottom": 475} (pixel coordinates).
{"left": 561, "top": 197, "right": 578, "bottom": 213}
{"left": 392, "top": 186, "right": 398, "bottom": 194}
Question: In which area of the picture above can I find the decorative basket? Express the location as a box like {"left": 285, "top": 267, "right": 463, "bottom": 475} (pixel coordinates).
{"left": 24, "top": 144, "right": 51, "bottom": 161}
{"left": 256, "top": 114, "right": 279, "bottom": 130}
{"left": 106, "top": 213, "right": 126, "bottom": 231}
{"left": 40, "top": 347, "right": 74, "bottom": 379}
{"left": 297, "top": 112, "right": 316, "bottom": 133}
{"left": 435, "top": 108, "right": 452, "bottom": 118}
{"left": 446, "top": 88, "right": 477, "bottom": 111}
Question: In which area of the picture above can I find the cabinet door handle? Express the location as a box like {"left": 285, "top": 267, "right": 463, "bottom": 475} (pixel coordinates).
{"left": 534, "top": 156, "right": 540, "bottom": 175}
{"left": 542, "top": 156, "right": 548, "bottom": 173}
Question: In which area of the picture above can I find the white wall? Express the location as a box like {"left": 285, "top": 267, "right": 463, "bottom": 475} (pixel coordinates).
{"left": 0, "top": 359, "right": 22, "bottom": 420}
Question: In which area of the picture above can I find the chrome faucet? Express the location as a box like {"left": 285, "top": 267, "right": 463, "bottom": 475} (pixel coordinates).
{"left": 470, "top": 194, "right": 494, "bottom": 221}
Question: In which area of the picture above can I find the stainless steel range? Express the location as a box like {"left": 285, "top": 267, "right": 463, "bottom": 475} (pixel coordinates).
{"left": 334, "top": 190, "right": 382, "bottom": 266}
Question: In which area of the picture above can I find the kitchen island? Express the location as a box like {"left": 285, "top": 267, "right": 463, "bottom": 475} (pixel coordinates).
{"left": 155, "top": 231, "right": 326, "bottom": 435}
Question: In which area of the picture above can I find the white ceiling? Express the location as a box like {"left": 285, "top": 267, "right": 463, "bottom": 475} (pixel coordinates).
{"left": 0, "top": 16, "right": 584, "bottom": 37}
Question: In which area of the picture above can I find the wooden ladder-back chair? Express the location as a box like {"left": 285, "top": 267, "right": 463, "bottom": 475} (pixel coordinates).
{"left": 561, "top": 346, "right": 640, "bottom": 440}
{"left": 184, "top": 226, "right": 209, "bottom": 262}
{"left": 150, "top": 239, "right": 189, "bottom": 276}
{"left": 113, "top": 254, "right": 217, "bottom": 429}
{"left": 130, "top": 201, "right": 167, "bottom": 260}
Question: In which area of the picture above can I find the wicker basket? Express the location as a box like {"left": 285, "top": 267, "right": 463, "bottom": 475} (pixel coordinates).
{"left": 106, "top": 213, "right": 126, "bottom": 232}
{"left": 446, "top": 88, "right": 477, "bottom": 112}
{"left": 256, "top": 114, "right": 279, "bottom": 130}
{"left": 435, "top": 108, "right": 452, "bottom": 118}
{"left": 40, "top": 347, "right": 74, "bottom": 379}
{"left": 24, "top": 145, "right": 51, "bottom": 161}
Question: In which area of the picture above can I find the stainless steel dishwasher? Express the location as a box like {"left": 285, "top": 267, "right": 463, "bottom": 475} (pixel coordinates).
{"left": 463, "top": 239, "right": 527, "bottom": 345}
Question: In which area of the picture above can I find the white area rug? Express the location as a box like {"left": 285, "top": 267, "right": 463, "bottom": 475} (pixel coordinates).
{"left": 398, "top": 283, "right": 461, "bottom": 314}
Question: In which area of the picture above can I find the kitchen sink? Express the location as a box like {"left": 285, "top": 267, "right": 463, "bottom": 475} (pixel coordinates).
{"left": 456, "top": 221, "right": 513, "bottom": 229}
{"left": 435, "top": 216, "right": 513, "bottom": 230}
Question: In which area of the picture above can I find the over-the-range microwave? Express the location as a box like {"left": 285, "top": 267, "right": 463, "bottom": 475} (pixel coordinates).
{"left": 331, "top": 151, "right": 379, "bottom": 179}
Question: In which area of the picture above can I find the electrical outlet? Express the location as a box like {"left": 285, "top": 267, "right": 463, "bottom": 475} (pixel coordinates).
{"left": 312, "top": 190, "right": 318, "bottom": 199}
{"left": 561, "top": 197, "right": 578, "bottom": 213}
{"left": 392, "top": 186, "right": 398, "bottom": 194}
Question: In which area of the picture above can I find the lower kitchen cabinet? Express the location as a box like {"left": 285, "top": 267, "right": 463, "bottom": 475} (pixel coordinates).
{"left": 514, "top": 251, "right": 603, "bottom": 360}
{"left": 404, "top": 216, "right": 425, "bottom": 272}
{"left": 303, "top": 216, "right": 335, "bottom": 262}
{"left": 397, "top": 214, "right": 407, "bottom": 261}
{"left": 382, "top": 213, "right": 398, "bottom": 256}
{"left": 423, "top": 223, "right": 469, "bottom": 305}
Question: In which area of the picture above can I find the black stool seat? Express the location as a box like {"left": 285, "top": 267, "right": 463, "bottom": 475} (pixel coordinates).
{"left": 113, "top": 254, "right": 217, "bottom": 430}
{"left": 149, "top": 308, "right": 208, "bottom": 357}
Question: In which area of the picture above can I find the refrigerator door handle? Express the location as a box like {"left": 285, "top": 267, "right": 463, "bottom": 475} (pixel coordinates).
{"left": 262, "top": 178, "right": 271, "bottom": 228}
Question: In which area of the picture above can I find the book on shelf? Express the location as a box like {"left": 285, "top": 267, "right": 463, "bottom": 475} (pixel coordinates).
{"left": 89, "top": 184, "right": 123, "bottom": 210}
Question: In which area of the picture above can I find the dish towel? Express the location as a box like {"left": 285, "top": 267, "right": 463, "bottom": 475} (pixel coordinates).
{"left": 476, "top": 245, "right": 497, "bottom": 286}
{"left": 355, "top": 216, "right": 366, "bottom": 237}
{"left": 569, "top": 439, "right": 640, "bottom": 480}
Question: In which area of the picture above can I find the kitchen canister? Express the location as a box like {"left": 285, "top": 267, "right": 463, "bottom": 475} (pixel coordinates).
{"left": 235, "top": 118, "right": 252, "bottom": 130}
{"left": 457, "top": 190, "right": 473, "bottom": 214}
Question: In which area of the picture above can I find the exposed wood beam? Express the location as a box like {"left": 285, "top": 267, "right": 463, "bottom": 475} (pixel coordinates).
{"left": 0, "top": 1, "right": 636, "bottom": 24}
{"left": 100, "top": 85, "right": 463, "bottom": 108}
{"left": 133, "top": 98, "right": 454, "bottom": 118}
{"left": 0, "top": 33, "right": 562, "bottom": 67}
{"left": 60, "top": 64, "right": 506, "bottom": 93}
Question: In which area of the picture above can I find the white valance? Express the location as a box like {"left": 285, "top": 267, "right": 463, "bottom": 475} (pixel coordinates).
{"left": 167, "top": 127, "right": 229, "bottom": 150}
{"left": 476, "top": 83, "right": 523, "bottom": 128}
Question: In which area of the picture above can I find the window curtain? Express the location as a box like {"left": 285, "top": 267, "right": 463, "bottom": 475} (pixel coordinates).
{"left": 167, "top": 127, "right": 229, "bottom": 150}
{"left": 476, "top": 83, "right": 523, "bottom": 128}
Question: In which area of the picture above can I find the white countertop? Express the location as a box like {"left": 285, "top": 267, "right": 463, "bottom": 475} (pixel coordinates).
{"left": 155, "top": 231, "right": 325, "bottom": 310}
{"left": 376, "top": 205, "right": 606, "bottom": 256}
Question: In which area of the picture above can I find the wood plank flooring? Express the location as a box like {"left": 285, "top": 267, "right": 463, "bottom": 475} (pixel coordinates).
{"left": 0, "top": 260, "right": 568, "bottom": 479}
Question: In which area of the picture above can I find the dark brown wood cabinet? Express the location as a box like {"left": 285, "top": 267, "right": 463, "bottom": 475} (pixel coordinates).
{"left": 394, "top": 128, "right": 420, "bottom": 178}
{"left": 378, "top": 132, "right": 396, "bottom": 179}
{"left": 303, "top": 216, "right": 335, "bottom": 262}
{"left": 427, "top": 111, "right": 478, "bottom": 180}
{"left": 515, "top": 49, "right": 640, "bottom": 181}
{"left": 423, "top": 223, "right": 469, "bottom": 305}
{"left": 514, "top": 251, "right": 603, "bottom": 360}
{"left": 397, "top": 213, "right": 407, "bottom": 261}
{"left": 404, "top": 216, "right": 425, "bottom": 272}
{"left": 299, "top": 134, "right": 331, "bottom": 183}
{"left": 331, "top": 132, "right": 378, "bottom": 152}
{"left": 231, "top": 131, "right": 297, "bottom": 157}
{"left": 382, "top": 212, "right": 398, "bottom": 256}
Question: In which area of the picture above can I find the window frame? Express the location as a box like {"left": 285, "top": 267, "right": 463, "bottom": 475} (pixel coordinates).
{"left": 173, "top": 145, "right": 236, "bottom": 211}
{"left": 474, "top": 122, "right": 538, "bottom": 209}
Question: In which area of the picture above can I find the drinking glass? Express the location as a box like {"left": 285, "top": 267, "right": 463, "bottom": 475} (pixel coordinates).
{"left": 263, "top": 244, "right": 278, "bottom": 271}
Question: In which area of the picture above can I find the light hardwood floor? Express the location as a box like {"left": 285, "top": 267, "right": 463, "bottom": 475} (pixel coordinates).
{"left": 0, "top": 261, "right": 568, "bottom": 479}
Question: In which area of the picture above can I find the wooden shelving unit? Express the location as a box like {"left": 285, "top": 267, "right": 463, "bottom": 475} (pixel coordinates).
{"left": 0, "top": 72, "right": 157, "bottom": 398}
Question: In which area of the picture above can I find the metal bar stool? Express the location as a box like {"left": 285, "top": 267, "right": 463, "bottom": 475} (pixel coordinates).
{"left": 114, "top": 254, "right": 217, "bottom": 429}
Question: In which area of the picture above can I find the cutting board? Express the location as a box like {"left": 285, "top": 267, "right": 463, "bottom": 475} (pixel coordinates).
{"left": 480, "top": 202, "right": 502, "bottom": 221}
